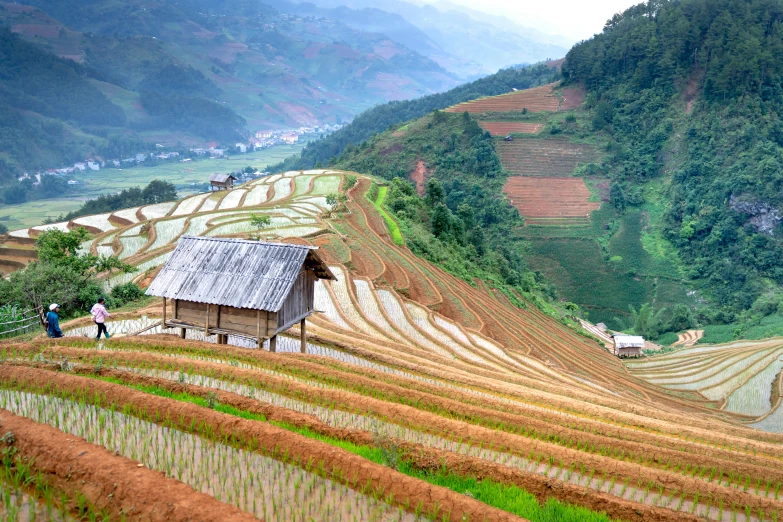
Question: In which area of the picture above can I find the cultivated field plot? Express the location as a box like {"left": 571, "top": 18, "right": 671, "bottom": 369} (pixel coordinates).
{"left": 504, "top": 177, "right": 600, "bottom": 222}
{"left": 5, "top": 171, "right": 783, "bottom": 522}
{"left": 446, "top": 84, "right": 559, "bottom": 114}
{"left": 478, "top": 121, "right": 543, "bottom": 135}
{"left": 496, "top": 139, "right": 602, "bottom": 177}
{"left": 5, "top": 171, "right": 341, "bottom": 292}
{"left": 628, "top": 339, "right": 783, "bottom": 428}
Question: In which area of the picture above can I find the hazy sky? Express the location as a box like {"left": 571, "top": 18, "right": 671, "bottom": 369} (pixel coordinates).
{"left": 444, "top": 0, "right": 642, "bottom": 42}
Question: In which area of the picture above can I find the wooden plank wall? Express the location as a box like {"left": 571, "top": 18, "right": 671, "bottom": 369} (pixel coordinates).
{"left": 277, "top": 270, "right": 315, "bottom": 329}
{"left": 174, "top": 299, "right": 277, "bottom": 338}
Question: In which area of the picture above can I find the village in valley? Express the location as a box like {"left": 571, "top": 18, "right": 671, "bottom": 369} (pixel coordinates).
{"left": 14, "top": 124, "right": 344, "bottom": 190}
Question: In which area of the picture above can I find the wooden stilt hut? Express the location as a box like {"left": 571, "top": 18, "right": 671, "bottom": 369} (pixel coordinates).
{"left": 146, "top": 236, "right": 335, "bottom": 351}
{"left": 209, "top": 173, "right": 237, "bottom": 191}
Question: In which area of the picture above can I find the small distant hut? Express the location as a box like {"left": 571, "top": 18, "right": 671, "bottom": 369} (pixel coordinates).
{"left": 146, "top": 237, "right": 336, "bottom": 351}
{"left": 209, "top": 173, "right": 237, "bottom": 191}
{"left": 611, "top": 334, "right": 645, "bottom": 358}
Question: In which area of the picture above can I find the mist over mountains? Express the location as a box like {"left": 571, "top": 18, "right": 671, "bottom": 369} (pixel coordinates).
{"left": 0, "top": 0, "right": 564, "bottom": 186}
{"left": 287, "top": 0, "right": 570, "bottom": 77}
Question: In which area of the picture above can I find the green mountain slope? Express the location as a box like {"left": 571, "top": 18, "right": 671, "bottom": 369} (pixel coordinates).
{"left": 331, "top": 110, "right": 559, "bottom": 312}
{"left": 563, "top": 0, "right": 783, "bottom": 324}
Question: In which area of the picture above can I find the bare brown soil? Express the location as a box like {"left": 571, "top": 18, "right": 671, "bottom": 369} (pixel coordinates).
{"left": 684, "top": 69, "right": 702, "bottom": 115}
{"left": 558, "top": 86, "right": 586, "bottom": 111}
{"left": 478, "top": 122, "right": 543, "bottom": 136}
{"left": 0, "top": 366, "right": 525, "bottom": 522}
{"left": 0, "top": 258, "right": 25, "bottom": 276}
{"left": 446, "top": 84, "right": 559, "bottom": 114}
{"left": 0, "top": 246, "right": 37, "bottom": 259}
{"left": 411, "top": 160, "right": 429, "bottom": 196}
{"left": 674, "top": 330, "right": 704, "bottom": 347}
{"left": 504, "top": 177, "right": 600, "bottom": 219}
{"left": 0, "top": 408, "right": 257, "bottom": 521}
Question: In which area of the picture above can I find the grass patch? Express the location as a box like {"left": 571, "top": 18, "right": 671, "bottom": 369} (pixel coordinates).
{"left": 655, "top": 331, "right": 680, "bottom": 346}
{"left": 701, "top": 314, "right": 783, "bottom": 344}
{"left": 373, "top": 185, "right": 404, "bottom": 246}
{"left": 608, "top": 211, "right": 681, "bottom": 279}
{"left": 526, "top": 237, "right": 650, "bottom": 328}
{"left": 95, "top": 376, "right": 268, "bottom": 422}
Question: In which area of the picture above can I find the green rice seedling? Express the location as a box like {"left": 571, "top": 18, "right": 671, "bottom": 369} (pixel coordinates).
{"left": 0, "top": 390, "right": 418, "bottom": 522}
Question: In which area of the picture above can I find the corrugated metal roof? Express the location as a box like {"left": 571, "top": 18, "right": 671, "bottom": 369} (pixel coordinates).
{"left": 612, "top": 334, "right": 645, "bottom": 348}
{"left": 146, "top": 236, "right": 335, "bottom": 311}
{"left": 209, "top": 173, "right": 236, "bottom": 183}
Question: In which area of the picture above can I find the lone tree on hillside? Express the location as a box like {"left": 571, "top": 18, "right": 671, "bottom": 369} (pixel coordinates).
{"left": 249, "top": 213, "right": 271, "bottom": 240}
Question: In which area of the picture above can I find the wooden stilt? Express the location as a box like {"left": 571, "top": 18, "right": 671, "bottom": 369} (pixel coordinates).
{"left": 180, "top": 328, "right": 186, "bottom": 339}
{"left": 300, "top": 318, "right": 306, "bottom": 353}
{"left": 162, "top": 298, "right": 167, "bottom": 327}
{"left": 270, "top": 335, "right": 277, "bottom": 352}
{"left": 257, "top": 310, "right": 262, "bottom": 348}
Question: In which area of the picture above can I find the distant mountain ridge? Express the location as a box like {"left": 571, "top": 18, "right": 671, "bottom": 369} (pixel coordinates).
{"left": 287, "top": 0, "right": 569, "bottom": 76}
{"left": 0, "top": 0, "right": 465, "bottom": 183}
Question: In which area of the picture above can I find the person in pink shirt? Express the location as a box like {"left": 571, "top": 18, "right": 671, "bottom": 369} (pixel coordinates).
{"left": 90, "top": 297, "right": 111, "bottom": 340}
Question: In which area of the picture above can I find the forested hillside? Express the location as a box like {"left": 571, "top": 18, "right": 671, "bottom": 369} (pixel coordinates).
{"left": 332, "top": 110, "right": 559, "bottom": 313}
{"left": 563, "top": 0, "right": 783, "bottom": 322}
{"left": 272, "top": 64, "right": 561, "bottom": 171}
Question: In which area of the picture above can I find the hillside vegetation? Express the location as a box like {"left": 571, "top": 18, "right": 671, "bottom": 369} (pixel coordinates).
{"left": 563, "top": 0, "right": 783, "bottom": 321}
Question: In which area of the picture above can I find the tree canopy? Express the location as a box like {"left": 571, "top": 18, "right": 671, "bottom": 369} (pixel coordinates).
{"left": 563, "top": 0, "right": 783, "bottom": 317}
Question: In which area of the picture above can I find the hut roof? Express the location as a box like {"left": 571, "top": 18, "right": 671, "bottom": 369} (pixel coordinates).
{"left": 612, "top": 334, "right": 645, "bottom": 348}
{"left": 146, "top": 236, "right": 335, "bottom": 311}
{"left": 209, "top": 173, "right": 237, "bottom": 183}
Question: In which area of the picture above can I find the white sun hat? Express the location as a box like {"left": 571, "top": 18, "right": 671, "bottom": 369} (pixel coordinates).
{"left": 49, "top": 303, "right": 59, "bottom": 311}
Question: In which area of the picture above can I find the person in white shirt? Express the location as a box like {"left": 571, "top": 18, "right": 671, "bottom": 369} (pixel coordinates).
{"left": 90, "top": 297, "right": 111, "bottom": 340}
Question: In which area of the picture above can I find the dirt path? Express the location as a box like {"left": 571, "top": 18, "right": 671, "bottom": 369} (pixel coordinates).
{"left": 0, "top": 409, "right": 258, "bottom": 521}
{"left": 411, "top": 160, "right": 428, "bottom": 196}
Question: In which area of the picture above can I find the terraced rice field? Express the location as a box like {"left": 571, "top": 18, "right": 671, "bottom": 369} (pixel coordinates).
{"left": 446, "top": 84, "right": 560, "bottom": 114}
{"left": 5, "top": 170, "right": 340, "bottom": 292}
{"left": 675, "top": 330, "right": 705, "bottom": 347}
{"left": 496, "top": 139, "right": 602, "bottom": 177}
{"left": 504, "top": 177, "right": 600, "bottom": 222}
{"left": 4, "top": 171, "right": 783, "bottom": 522}
{"left": 629, "top": 339, "right": 783, "bottom": 430}
{"left": 478, "top": 122, "right": 543, "bottom": 135}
